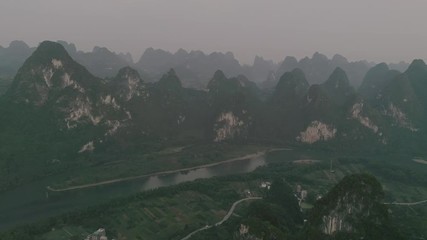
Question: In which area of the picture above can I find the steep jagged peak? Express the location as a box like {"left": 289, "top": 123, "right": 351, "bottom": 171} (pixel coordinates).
{"left": 207, "top": 70, "right": 260, "bottom": 107}
{"left": 331, "top": 54, "right": 348, "bottom": 65}
{"left": 322, "top": 67, "right": 355, "bottom": 105}
{"left": 137, "top": 48, "right": 175, "bottom": 74}
{"left": 8, "top": 40, "right": 30, "bottom": 50}
{"left": 208, "top": 51, "right": 240, "bottom": 65}
{"left": 252, "top": 55, "right": 275, "bottom": 71}
{"left": 260, "top": 71, "right": 277, "bottom": 89}
{"left": 359, "top": 63, "right": 396, "bottom": 101}
{"left": 253, "top": 55, "right": 274, "bottom": 67}
{"left": 174, "top": 48, "right": 188, "bottom": 58}
{"left": 7, "top": 41, "right": 100, "bottom": 106}
{"left": 207, "top": 70, "right": 228, "bottom": 90}
{"left": 304, "top": 174, "right": 401, "bottom": 239}
{"left": 405, "top": 59, "right": 427, "bottom": 106}
{"left": 273, "top": 68, "right": 309, "bottom": 103}
{"left": 406, "top": 59, "right": 427, "bottom": 73}
{"left": 5, "top": 41, "right": 122, "bottom": 130}
{"left": 27, "top": 41, "right": 73, "bottom": 64}
{"left": 283, "top": 56, "right": 298, "bottom": 66}
{"left": 0, "top": 40, "right": 35, "bottom": 77}
{"left": 290, "top": 68, "right": 306, "bottom": 81}
{"left": 112, "top": 67, "right": 145, "bottom": 101}
{"left": 208, "top": 70, "right": 258, "bottom": 94}
{"left": 405, "top": 59, "right": 427, "bottom": 83}
{"left": 370, "top": 62, "right": 389, "bottom": 73}
{"left": 92, "top": 46, "right": 111, "bottom": 54}
{"left": 157, "top": 68, "right": 182, "bottom": 90}
{"left": 114, "top": 67, "right": 142, "bottom": 82}
{"left": 312, "top": 52, "right": 329, "bottom": 62}
{"left": 324, "top": 67, "right": 350, "bottom": 87}
{"left": 213, "top": 69, "right": 227, "bottom": 80}
{"left": 276, "top": 56, "right": 299, "bottom": 78}
{"left": 208, "top": 72, "right": 258, "bottom": 142}
{"left": 139, "top": 47, "right": 173, "bottom": 62}
{"left": 90, "top": 46, "right": 124, "bottom": 60}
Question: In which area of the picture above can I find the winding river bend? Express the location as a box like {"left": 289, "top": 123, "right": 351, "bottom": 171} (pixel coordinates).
{"left": 0, "top": 152, "right": 267, "bottom": 230}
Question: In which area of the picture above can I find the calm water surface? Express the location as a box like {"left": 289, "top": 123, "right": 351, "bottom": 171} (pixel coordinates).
{"left": 0, "top": 155, "right": 266, "bottom": 230}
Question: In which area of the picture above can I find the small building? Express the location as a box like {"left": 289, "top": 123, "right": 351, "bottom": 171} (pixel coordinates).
{"left": 260, "top": 181, "right": 271, "bottom": 189}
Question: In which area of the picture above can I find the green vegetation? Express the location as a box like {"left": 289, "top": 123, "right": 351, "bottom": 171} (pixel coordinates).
{"left": 2, "top": 149, "right": 426, "bottom": 239}
{"left": 302, "top": 174, "right": 400, "bottom": 240}
{"left": 0, "top": 175, "right": 265, "bottom": 240}
{"left": 50, "top": 143, "right": 269, "bottom": 189}
{"left": 0, "top": 77, "right": 12, "bottom": 95}
{"left": 0, "top": 105, "right": 268, "bottom": 191}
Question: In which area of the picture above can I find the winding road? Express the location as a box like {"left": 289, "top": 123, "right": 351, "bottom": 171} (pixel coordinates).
{"left": 180, "top": 197, "right": 262, "bottom": 240}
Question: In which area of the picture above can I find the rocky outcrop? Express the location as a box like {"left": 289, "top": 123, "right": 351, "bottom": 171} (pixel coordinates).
{"left": 213, "top": 111, "right": 247, "bottom": 142}
{"left": 304, "top": 174, "right": 400, "bottom": 239}
{"left": 350, "top": 101, "right": 379, "bottom": 133}
{"left": 297, "top": 121, "right": 337, "bottom": 144}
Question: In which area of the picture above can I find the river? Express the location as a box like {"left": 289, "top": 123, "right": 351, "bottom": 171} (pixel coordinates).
{"left": 0, "top": 153, "right": 266, "bottom": 230}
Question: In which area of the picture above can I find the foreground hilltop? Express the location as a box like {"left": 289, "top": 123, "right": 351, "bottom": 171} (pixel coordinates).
{"left": 302, "top": 174, "right": 402, "bottom": 240}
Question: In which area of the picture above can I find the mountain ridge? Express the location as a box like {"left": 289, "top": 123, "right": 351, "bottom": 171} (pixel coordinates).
{"left": 1, "top": 40, "right": 427, "bottom": 193}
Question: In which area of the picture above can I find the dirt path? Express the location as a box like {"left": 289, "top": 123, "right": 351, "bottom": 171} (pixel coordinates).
{"left": 47, "top": 148, "right": 288, "bottom": 192}
{"left": 180, "top": 197, "right": 262, "bottom": 240}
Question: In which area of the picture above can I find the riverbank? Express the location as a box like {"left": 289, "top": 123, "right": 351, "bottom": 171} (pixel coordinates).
{"left": 47, "top": 148, "right": 288, "bottom": 192}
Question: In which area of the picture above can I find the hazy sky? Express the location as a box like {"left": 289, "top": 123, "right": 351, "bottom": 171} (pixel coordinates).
{"left": 1, "top": 0, "right": 426, "bottom": 64}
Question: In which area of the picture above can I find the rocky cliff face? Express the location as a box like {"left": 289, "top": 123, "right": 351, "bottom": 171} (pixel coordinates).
{"left": 303, "top": 174, "right": 402, "bottom": 240}
{"left": 207, "top": 71, "right": 260, "bottom": 142}
{"left": 297, "top": 121, "right": 337, "bottom": 144}
{"left": 5, "top": 41, "right": 142, "bottom": 139}
{"left": 111, "top": 66, "right": 146, "bottom": 102}
{"left": 3, "top": 41, "right": 427, "bottom": 153}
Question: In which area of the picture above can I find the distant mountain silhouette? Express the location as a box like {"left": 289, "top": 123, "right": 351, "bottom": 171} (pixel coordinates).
{"left": 273, "top": 52, "right": 374, "bottom": 88}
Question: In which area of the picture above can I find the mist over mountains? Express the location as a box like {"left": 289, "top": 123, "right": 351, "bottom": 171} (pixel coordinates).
{"left": 0, "top": 40, "right": 410, "bottom": 90}
{"left": 3, "top": 41, "right": 426, "bottom": 150}
{"left": 0, "top": 41, "right": 35, "bottom": 77}
{"left": 0, "top": 40, "right": 426, "bottom": 193}
{"left": 0, "top": 39, "right": 426, "bottom": 240}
